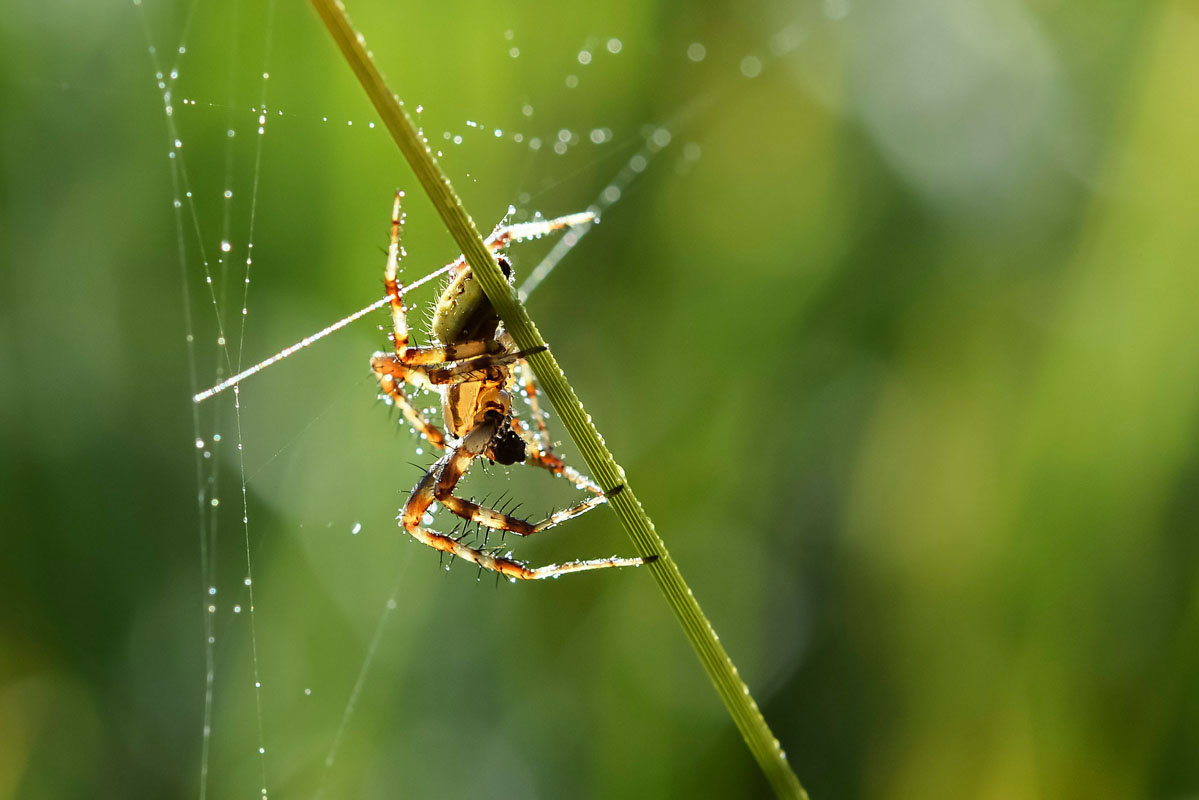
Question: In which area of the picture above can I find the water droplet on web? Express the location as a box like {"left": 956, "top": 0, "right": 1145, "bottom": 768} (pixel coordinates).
{"left": 687, "top": 42, "right": 707, "bottom": 62}
{"left": 351, "top": 522, "right": 362, "bottom": 535}
{"left": 565, "top": 74, "right": 579, "bottom": 89}
{"left": 607, "top": 38, "right": 622, "bottom": 54}
{"left": 577, "top": 50, "right": 592, "bottom": 65}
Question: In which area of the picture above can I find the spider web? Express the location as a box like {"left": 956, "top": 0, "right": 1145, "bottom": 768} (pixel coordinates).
{"left": 134, "top": 0, "right": 802, "bottom": 795}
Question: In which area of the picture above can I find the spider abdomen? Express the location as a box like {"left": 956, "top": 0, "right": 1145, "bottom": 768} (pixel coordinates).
{"left": 431, "top": 258, "right": 513, "bottom": 345}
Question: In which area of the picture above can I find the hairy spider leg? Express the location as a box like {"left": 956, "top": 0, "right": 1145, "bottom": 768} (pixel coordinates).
{"left": 401, "top": 420, "right": 648, "bottom": 580}
{"left": 517, "top": 358, "right": 551, "bottom": 449}
{"left": 373, "top": 190, "right": 449, "bottom": 449}
{"left": 510, "top": 357, "right": 603, "bottom": 495}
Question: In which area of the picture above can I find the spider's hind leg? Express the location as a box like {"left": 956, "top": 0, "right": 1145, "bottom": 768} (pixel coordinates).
{"left": 400, "top": 420, "right": 648, "bottom": 580}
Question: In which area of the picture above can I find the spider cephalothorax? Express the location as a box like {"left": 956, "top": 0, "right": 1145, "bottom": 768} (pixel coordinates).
{"left": 369, "top": 191, "right": 650, "bottom": 580}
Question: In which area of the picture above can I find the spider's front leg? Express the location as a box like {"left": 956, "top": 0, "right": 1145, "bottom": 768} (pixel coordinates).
{"left": 400, "top": 418, "right": 650, "bottom": 580}
{"left": 372, "top": 189, "right": 513, "bottom": 448}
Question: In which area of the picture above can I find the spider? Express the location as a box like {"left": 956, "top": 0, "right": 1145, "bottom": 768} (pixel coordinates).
{"left": 370, "top": 191, "right": 653, "bottom": 581}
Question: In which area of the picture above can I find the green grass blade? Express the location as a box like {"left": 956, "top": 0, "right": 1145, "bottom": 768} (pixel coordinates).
{"left": 308, "top": 2, "right": 808, "bottom": 796}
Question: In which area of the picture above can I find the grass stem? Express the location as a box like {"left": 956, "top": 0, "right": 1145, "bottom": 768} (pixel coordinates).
{"left": 308, "top": 2, "right": 808, "bottom": 796}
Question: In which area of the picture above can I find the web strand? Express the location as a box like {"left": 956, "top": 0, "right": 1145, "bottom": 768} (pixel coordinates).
{"left": 135, "top": 0, "right": 274, "bottom": 795}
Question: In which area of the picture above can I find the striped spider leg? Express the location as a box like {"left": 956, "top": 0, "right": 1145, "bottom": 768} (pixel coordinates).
{"left": 369, "top": 191, "right": 652, "bottom": 580}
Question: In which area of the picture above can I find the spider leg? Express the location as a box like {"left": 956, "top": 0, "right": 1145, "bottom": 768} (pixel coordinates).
{"left": 371, "top": 339, "right": 540, "bottom": 451}
{"left": 435, "top": 422, "right": 605, "bottom": 535}
{"left": 508, "top": 416, "right": 602, "bottom": 494}
{"left": 400, "top": 421, "right": 648, "bottom": 580}
{"left": 502, "top": 353, "right": 601, "bottom": 494}
{"left": 372, "top": 363, "right": 447, "bottom": 450}
{"left": 517, "top": 358, "right": 551, "bottom": 452}
{"left": 422, "top": 346, "right": 547, "bottom": 385}
{"left": 383, "top": 190, "right": 411, "bottom": 353}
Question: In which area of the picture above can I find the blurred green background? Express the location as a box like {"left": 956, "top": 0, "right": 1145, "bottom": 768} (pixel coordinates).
{"left": 3, "top": 0, "right": 1198, "bottom": 797}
